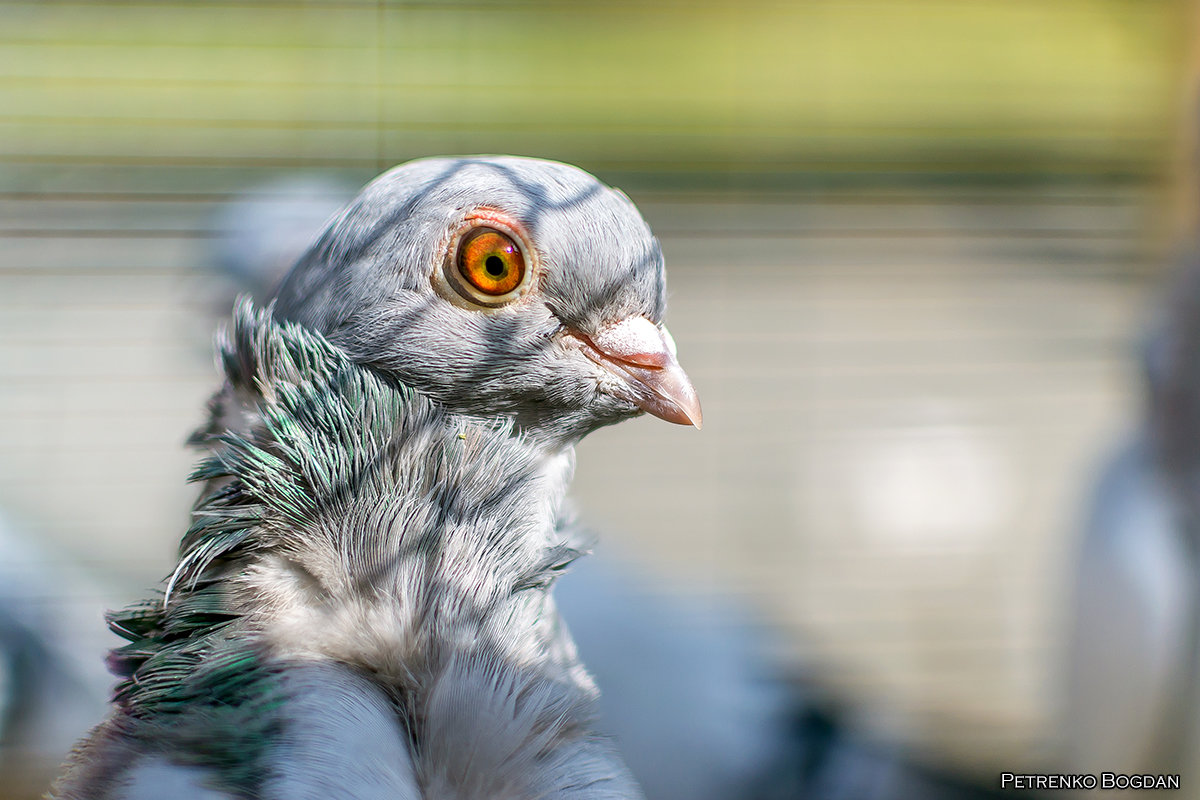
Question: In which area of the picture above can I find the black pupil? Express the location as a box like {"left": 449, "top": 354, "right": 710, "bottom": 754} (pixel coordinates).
{"left": 485, "top": 255, "right": 505, "bottom": 277}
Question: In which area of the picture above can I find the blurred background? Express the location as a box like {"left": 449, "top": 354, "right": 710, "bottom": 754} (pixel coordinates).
{"left": 2, "top": 0, "right": 1198, "bottom": 797}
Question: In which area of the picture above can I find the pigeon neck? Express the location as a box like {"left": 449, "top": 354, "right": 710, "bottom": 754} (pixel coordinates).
{"left": 179, "top": 303, "right": 588, "bottom": 686}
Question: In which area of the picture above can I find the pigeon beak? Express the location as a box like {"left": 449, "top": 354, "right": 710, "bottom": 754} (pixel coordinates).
{"left": 573, "top": 316, "right": 703, "bottom": 429}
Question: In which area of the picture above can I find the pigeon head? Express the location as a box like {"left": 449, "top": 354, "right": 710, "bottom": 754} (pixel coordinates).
{"left": 271, "top": 156, "right": 701, "bottom": 449}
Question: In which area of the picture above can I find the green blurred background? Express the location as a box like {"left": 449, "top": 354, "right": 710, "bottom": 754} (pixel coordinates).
{"left": 1, "top": 0, "right": 1195, "bottom": 796}
{"left": 1, "top": 0, "right": 1188, "bottom": 187}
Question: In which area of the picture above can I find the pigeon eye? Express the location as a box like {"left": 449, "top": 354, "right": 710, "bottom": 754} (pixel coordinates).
{"left": 438, "top": 215, "right": 535, "bottom": 309}
{"left": 457, "top": 228, "right": 525, "bottom": 298}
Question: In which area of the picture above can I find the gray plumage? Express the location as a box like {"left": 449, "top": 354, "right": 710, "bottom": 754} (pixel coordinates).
{"left": 54, "top": 156, "right": 701, "bottom": 799}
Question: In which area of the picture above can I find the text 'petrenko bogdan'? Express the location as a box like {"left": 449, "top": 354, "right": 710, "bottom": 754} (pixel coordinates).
{"left": 999, "top": 773, "right": 1181, "bottom": 791}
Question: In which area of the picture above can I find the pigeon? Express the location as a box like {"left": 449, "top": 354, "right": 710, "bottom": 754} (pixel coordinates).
{"left": 52, "top": 156, "right": 701, "bottom": 800}
{"left": 1059, "top": 254, "right": 1200, "bottom": 780}
{"left": 0, "top": 512, "right": 113, "bottom": 795}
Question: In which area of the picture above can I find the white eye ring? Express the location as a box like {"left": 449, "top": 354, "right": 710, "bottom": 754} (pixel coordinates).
{"left": 437, "top": 210, "right": 536, "bottom": 310}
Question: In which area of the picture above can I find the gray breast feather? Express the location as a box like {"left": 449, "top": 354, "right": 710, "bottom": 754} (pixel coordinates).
{"left": 419, "top": 652, "right": 642, "bottom": 800}
{"left": 263, "top": 663, "right": 421, "bottom": 800}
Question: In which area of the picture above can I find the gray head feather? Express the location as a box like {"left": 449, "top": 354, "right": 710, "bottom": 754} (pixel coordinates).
{"left": 271, "top": 156, "right": 687, "bottom": 448}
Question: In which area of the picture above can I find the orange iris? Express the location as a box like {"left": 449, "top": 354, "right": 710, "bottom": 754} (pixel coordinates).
{"left": 457, "top": 228, "right": 525, "bottom": 296}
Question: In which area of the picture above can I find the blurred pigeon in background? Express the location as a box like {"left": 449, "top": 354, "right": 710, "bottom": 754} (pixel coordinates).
{"left": 1059, "top": 251, "right": 1200, "bottom": 784}
{"left": 556, "top": 555, "right": 795, "bottom": 800}
{"left": 0, "top": 513, "right": 112, "bottom": 798}
{"left": 207, "top": 174, "right": 354, "bottom": 305}
{"left": 53, "top": 156, "right": 702, "bottom": 799}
